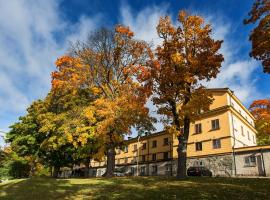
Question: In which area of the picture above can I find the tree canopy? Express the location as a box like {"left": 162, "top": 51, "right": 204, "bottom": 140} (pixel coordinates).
{"left": 249, "top": 99, "right": 270, "bottom": 145}
{"left": 245, "top": 0, "right": 270, "bottom": 73}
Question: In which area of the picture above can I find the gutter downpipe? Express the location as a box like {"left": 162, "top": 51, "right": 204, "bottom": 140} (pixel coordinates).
{"left": 136, "top": 136, "right": 140, "bottom": 176}
{"left": 229, "top": 95, "right": 237, "bottom": 177}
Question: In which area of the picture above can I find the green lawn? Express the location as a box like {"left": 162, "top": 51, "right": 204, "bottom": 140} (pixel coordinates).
{"left": 0, "top": 176, "right": 270, "bottom": 200}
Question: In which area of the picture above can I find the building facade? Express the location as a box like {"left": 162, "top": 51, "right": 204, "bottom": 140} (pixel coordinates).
{"left": 86, "top": 88, "right": 270, "bottom": 177}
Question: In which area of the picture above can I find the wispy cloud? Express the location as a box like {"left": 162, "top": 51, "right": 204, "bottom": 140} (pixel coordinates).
{"left": 0, "top": 0, "right": 98, "bottom": 138}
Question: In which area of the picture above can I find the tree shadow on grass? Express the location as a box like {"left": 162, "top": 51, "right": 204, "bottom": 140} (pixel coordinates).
{"left": 0, "top": 177, "right": 270, "bottom": 200}
{"left": 0, "top": 177, "right": 88, "bottom": 200}
{"left": 89, "top": 176, "right": 270, "bottom": 200}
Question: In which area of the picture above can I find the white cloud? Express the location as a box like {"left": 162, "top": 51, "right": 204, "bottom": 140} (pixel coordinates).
{"left": 120, "top": 4, "right": 169, "bottom": 47}
{"left": 203, "top": 16, "right": 260, "bottom": 105}
{"left": 0, "top": 0, "right": 98, "bottom": 139}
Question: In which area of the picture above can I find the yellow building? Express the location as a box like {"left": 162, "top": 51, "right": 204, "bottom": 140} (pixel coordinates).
{"left": 88, "top": 88, "right": 267, "bottom": 177}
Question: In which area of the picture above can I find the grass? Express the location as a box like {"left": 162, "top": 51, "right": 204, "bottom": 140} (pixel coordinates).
{"left": 0, "top": 176, "right": 270, "bottom": 200}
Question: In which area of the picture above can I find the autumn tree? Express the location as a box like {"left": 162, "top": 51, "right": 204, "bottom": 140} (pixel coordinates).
{"left": 51, "top": 27, "right": 155, "bottom": 177}
{"left": 144, "top": 11, "right": 224, "bottom": 178}
{"left": 244, "top": 0, "right": 270, "bottom": 73}
{"left": 249, "top": 99, "right": 270, "bottom": 144}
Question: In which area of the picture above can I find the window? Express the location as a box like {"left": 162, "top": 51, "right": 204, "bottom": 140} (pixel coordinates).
{"left": 140, "top": 166, "right": 146, "bottom": 175}
{"left": 195, "top": 123, "right": 202, "bottom": 134}
{"left": 124, "top": 146, "right": 128, "bottom": 153}
{"left": 152, "top": 165, "right": 158, "bottom": 174}
{"left": 211, "top": 119, "right": 220, "bottom": 130}
{"left": 133, "top": 144, "right": 137, "bottom": 151}
{"left": 231, "top": 102, "right": 234, "bottom": 107}
{"left": 199, "top": 161, "right": 204, "bottom": 166}
{"left": 213, "top": 139, "right": 221, "bottom": 149}
{"left": 163, "top": 138, "right": 169, "bottom": 146}
{"left": 253, "top": 135, "right": 256, "bottom": 144}
{"left": 195, "top": 142, "right": 202, "bottom": 151}
{"left": 152, "top": 153, "right": 156, "bottom": 161}
{"left": 244, "top": 156, "right": 256, "bottom": 167}
{"left": 133, "top": 156, "right": 137, "bottom": 163}
{"left": 247, "top": 131, "right": 250, "bottom": 140}
{"left": 241, "top": 126, "right": 244, "bottom": 136}
{"left": 125, "top": 157, "right": 128, "bottom": 164}
{"left": 165, "top": 164, "right": 172, "bottom": 171}
{"left": 117, "top": 159, "right": 120, "bottom": 164}
{"left": 141, "top": 155, "right": 146, "bottom": 162}
{"left": 152, "top": 140, "right": 157, "bottom": 148}
{"left": 163, "top": 152, "right": 169, "bottom": 160}
{"left": 142, "top": 143, "right": 147, "bottom": 150}
{"left": 131, "top": 167, "right": 135, "bottom": 174}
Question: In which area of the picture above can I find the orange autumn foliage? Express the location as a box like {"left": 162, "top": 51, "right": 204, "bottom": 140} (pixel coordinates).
{"left": 245, "top": 0, "right": 270, "bottom": 73}
{"left": 249, "top": 99, "right": 270, "bottom": 144}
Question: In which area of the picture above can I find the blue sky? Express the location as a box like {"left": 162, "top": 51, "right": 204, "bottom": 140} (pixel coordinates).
{"left": 0, "top": 0, "right": 270, "bottom": 146}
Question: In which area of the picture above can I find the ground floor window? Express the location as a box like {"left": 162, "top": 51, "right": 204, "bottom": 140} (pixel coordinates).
{"left": 152, "top": 165, "right": 158, "bottom": 175}
{"left": 131, "top": 167, "right": 135, "bottom": 174}
{"left": 140, "top": 166, "right": 146, "bottom": 175}
{"left": 244, "top": 155, "right": 256, "bottom": 167}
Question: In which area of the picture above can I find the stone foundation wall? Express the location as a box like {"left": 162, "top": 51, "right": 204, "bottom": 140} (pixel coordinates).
{"left": 186, "top": 154, "right": 234, "bottom": 177}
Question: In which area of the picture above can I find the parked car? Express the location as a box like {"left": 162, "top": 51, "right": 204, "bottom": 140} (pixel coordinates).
{"left": 187, "top": 166, "right": 212, "bottom": 177}
{"left": 102, "top": 171, "right": 125, "bottom": 177}
{"left": 114, "top": 172, "right": 125, "bottom": 177}
{"left": 124, "top": 171, "right": 134, "bottom": 176}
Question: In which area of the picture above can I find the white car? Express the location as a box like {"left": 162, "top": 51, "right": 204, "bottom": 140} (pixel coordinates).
{"left": 114, "top": 172, "right": 125, "bottom": 177}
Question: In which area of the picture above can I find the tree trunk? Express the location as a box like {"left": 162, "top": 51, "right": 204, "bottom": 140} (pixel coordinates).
{"left": 84, "top": 157, "right": 91, "bottom": 178}
{"left": 53, "top": 166, "right": 60, "bottom": 178}
{"left": 176, "top": 116, "right": 190, "bottom": 179}
{"left": 105, "top": 143, "right": 115, "bottom": 177}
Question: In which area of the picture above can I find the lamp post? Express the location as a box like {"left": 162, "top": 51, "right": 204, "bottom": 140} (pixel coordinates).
{"left": 136, "top": 135, "right": 140, "bottom": 176}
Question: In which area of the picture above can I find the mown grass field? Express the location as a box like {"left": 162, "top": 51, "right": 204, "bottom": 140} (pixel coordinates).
{"left": 0, "top": 176, "right": 270, "bottom": 200}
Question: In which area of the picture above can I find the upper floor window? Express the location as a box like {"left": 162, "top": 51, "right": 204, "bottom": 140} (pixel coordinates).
{"left": 241, "top": 126, "right": 244, "bottom": 136}
{"left": 152, "top": 140, "right": 157, "bottom": 148}
{"left": 124, "top": 146, "right": 128, "bottom": 153}
{"left": 247, "top": 131, "right": 250, "bottom": 140}
{"left": 211, "top": 119, "right": 220, "bottom": 130}
{"left": 195, "top": 142, "right": 202, "bottom": 151}
{"left": 213, "top": 139, "right": 221, "bottom": 149}
{"left": 141, "top": 155, "right": 146, "bottom": 162}
{"left": 244, "top": 156, "right": 256, "bottom": 167}
{"left": 125, "top": 157, "right": 128, "bottom": 164}
{"left": 195, "top": 123, "right": 202, "bottom": 134}
{"left": 163, "top": 138, "right": 169, "bottom": 146}
{"left": 152, "top": 153, "right": 156, "bottom": 161}
{"left": 253, "top": 135, "right": 256, "bottom": 144}
{"left": 134, "top": 144, "right": 137, "bottom": 151}
{"left": 142, "top": 143, "right": 147, "bottom": 150}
